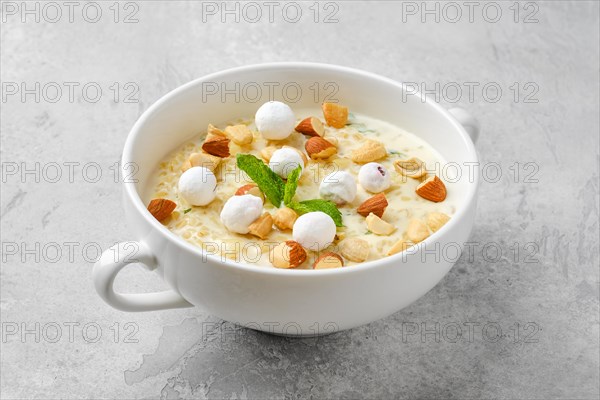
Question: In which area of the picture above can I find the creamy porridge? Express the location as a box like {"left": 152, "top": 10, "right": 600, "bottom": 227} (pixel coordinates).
{"left": 146, "top": 102, "right": 457, "bottom": 269}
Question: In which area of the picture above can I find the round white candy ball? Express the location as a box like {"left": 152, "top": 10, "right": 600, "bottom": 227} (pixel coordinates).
{"left": 255, "top": 101, "right": 296, "bottom": 140}
{"left": 358, "top": 162, "right": 391, "bottom": 193}
{"left": 319, "top": 171, "right": 357, "bottom": 205}
{"left": 178, "top": 166, "right": 217, "bottom": 206}
{"left": 292, "top": 211, "right": 336, "bottom": 252}
{"left": 269, "top": 147, "right": 304, "bottom": 179}
{"left": 220, "top": 194, "right": 263, "bottom": 234}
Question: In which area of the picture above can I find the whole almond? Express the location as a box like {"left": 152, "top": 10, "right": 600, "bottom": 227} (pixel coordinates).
{"left": 202, "top": 136, "right": 230, "bottom": 158}
{"left": 147, "top": 198, "right": 176, "bottom": 222}
{"left": 305, "top": 137, "right": 337, "bottom": 160}
{"left": 322, "top": 102, "right": 348, "bottom": 128}
{"left": 313, "top": 252, "right": 344, "bottom": 269}
{"left": 357, "top": 193, "right": 388, "bottom": 218}
{"left": 270, "top": 240, "right": 307, "bottom": 269}
{"left": 415, "top": 175, "right": 447, "bottom": 202}
{"left": 248, "top": 213, "right": 273, "bottom": 239}
{"left": 296, "top": 117, "right": 325, "bottom": 137}
{"left": 350, "top": 140, "right": 387, "bottom": 163}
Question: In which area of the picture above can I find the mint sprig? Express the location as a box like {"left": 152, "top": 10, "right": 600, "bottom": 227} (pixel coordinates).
{"left": 288, "top": 199, "right": 343, "bottom": 227}
{"left": 236, "top": 154, "right": 343, "bottom": 227}
{"left": 236, "top": 154, "right": 284, "bottom": 206}
{"left": 283, "top": 166, "right": 302, "bottom": 205}
{"left": 283, "top": 166, "right": 343, "bottom": 227}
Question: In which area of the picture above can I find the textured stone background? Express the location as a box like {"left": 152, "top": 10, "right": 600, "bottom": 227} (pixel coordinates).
{"left": 1, "top": 1, "right": 599, "bottom": 399}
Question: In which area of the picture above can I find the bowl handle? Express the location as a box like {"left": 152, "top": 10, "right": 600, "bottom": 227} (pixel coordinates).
{"left": 93, "top": 241, "right": 192, "bottom": 312}
{"left": 448, "top": 107, "right": 480, "bottom": 144}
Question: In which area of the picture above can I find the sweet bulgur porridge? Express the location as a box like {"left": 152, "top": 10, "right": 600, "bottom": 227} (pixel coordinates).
{"left": 145, "top": 101, "right": 457, "bottom": 269}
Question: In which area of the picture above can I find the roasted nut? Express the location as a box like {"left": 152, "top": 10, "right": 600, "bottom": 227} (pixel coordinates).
{"left": 305, "top": 137, "right": 337, "bottom": 160}
{"left": 339, "top": 238, "right": 370, "bottom": 262}
{"left": 273, "top": 207, "right": 298, "bottom": 230}
{"left": 295, "top": 117, "right": 325, "bottom": 137}
{"left": 248, "top": 212, "right": 273, "bottom": 239}
{"left": 426, "top": 212, "right": 450, "bottom": 232}
{"left": 147, "top": 198, "right": 176, "bottom": 222}
{"left": 322, "top": 102, "right": 348, "bottom": 128}
{"left": 357, "top": 193, "right": 388, "bottom": 218}
{"left": 184, "top": 152, "right": 221, "bottom": 172}
{"left": 387, "top": 239, "right": 414, "bottom": 256}
{"left": 406, "top": 219, "right": 430, "bottom": 243}
{"left": 260, "top": 146, "right": 277, "bottom": 162}
{"left": 350, "top": 140, "right": 387, "bottom": 163}
{"left": 394, "top": 157, "right": 427, "bottom": 179}
{"left": 270, "top": 240, "right": 307, "bottom": 269}
{"left": 202, "top": 133, "right": 230, "bottom": 158}
{"left": 313, "top": 252, "right": 344, "bottom": 269}
{"left": 235, "top": 184, "right": 265, "bottom": 203}
{"left": 365, "top": 213, "right": 395, "bottom": 235}
{"left": 415, "top": 175, "right": 447, "bottom": 202}
{"left": 225, "top": 124, "right": 253, "bottom": 145}
{"left": 207, "top": 124, "right": 226, "bottom": 139}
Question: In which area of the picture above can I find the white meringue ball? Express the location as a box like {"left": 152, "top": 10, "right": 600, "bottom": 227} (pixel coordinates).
{"left": 255, "top": 101, "right": 296, "bottom": 140}
{"left": 269, "top": 147, "right": 304, "bottom": 179}
{"left": 319, "top": 171, "right": 357, "bottom": 205}
{"left": 358, "top": 162, "right": 391, "bottom": 193}
{"left": 178, "top": 166, "right": 217, "bottom": 206}
{"left": 220, "top": 194, "right": 263, "bottom": 234}
{"left": 292, "top": 211, "right": 336, "bottom": 252}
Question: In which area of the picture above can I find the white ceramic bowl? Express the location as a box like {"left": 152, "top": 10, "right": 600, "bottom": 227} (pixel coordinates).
{"left": 93, "top": 63, "right": 480, "bottom": 336}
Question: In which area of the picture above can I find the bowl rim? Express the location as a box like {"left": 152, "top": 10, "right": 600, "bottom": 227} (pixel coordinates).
{"left": 122, "top": 61, "right": 479, "bottom": 276}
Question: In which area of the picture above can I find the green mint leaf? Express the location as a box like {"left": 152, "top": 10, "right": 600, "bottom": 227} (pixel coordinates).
{"left": 236, "top": 154, "right": 284, "bottom": 206}
{"left": 283, "top": 166, "right": 302, "bottom": 205}
{"left": 289, "top": 199, "right": 343, "bottom": 227}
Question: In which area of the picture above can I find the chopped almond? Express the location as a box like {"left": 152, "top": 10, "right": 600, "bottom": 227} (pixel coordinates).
{"left": 270, "top": 240, "right": 307, "bottom": 269}
{"left": 225, "top": 124, "right": 253, "bottom": 145}
{"left": 357, "top": 193, "right": 388, "bottom": 218}
{"left": 248, "top": 213, "right": 273, "bottom": 239}
{"left": 415, "top": 176, "right": 447, "bottom": 202}
{"left": 147, "top": 198, "right": 176, "bottom": 222}
{"left": 350, "top": 140, "right": 387, "bottom": 163}
{"left": 426, "top": 212, "right": 450, "bottom": 232}
{"left": 273, "top": 207, "right": 298, "bottom": 231}
{"left": 406, "top": 219, "right": 430, "bottom": 243}
{"left": 387, "top": 239, "right": 414, "bottom": 256}
{"left": 313, "top": 252, "right": 344, "bottom": 269}
{"left": 296, "top": 117, "right": 325, "bottom": 137}
{"left": 305, "top": 137, "right": 337, "bottom": 160}
{"left": 322, "top": 103, "right": 348, "bottom": 128}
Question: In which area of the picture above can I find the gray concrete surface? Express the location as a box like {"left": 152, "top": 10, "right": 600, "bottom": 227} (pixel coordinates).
{"left": 1, "top": 1, "right": 599, "bottom": 399}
